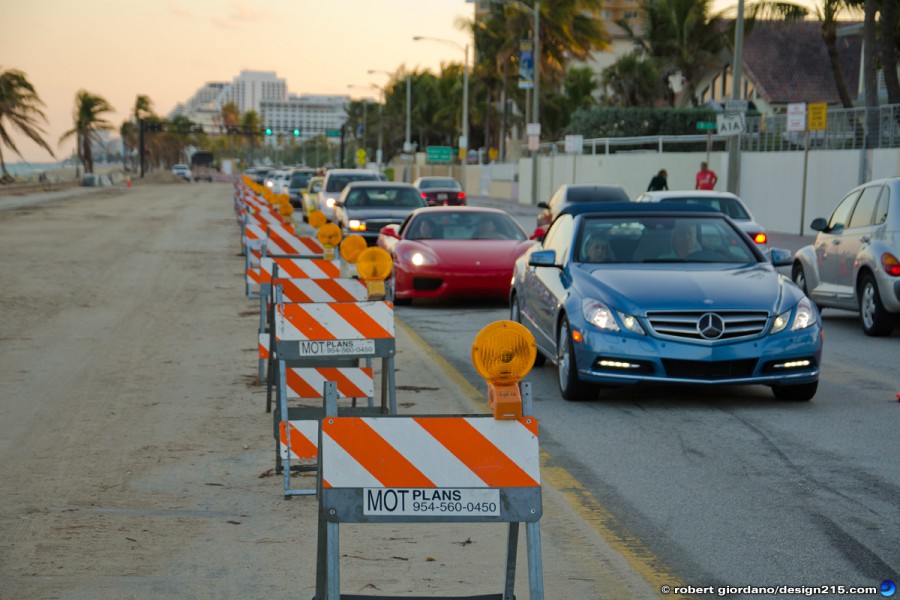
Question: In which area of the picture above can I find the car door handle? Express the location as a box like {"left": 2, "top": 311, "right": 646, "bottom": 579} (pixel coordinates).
{"left": 860, "top": 235, "right": 870, "bottom": 244}
{"left": 831, "top": 239, "right": 841, "bottom": 245}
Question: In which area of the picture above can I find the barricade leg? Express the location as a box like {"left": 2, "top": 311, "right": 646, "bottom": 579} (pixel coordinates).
{"left": 526, "top": 521, "right": 544, "bottom": 599}
{"left": 503, "top": 523, "right": 519, "bottom": 598}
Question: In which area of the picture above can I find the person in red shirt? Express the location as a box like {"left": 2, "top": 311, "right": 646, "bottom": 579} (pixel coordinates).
{"left": 695, "top": 162, "right": 718, "bottom": 190}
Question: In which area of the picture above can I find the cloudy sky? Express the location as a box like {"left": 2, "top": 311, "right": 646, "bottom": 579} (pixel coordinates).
{"left": 2, "top": 0, "right": 476, "bottom": 162}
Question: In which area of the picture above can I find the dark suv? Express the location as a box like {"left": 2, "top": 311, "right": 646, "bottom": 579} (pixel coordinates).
{"left": 536, "top": 184, "right": 630, "bottom": 229}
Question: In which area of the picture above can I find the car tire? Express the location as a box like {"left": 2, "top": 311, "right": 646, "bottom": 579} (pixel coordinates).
{"left": 858, "top": 272, "right": 894, "bottom": 336}
{"left": 510, "top": 293, "right": 545, "bottom": 367}
{"left": 557, "top": 317, "right": 595, "bottom": 401}
{"left": 771, "top": 381, "right": 817, "bottom": 401}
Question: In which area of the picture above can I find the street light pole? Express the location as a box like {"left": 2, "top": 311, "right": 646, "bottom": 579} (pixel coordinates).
{"left": 413, "top": 35, "right": 470, "bottom": 190}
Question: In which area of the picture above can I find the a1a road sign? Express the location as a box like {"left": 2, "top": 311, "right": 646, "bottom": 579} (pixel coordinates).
{"left": 716, "top": 113, "right": 745, "bottom": 136}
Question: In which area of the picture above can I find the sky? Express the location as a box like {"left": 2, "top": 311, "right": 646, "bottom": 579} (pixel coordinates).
{"left": 3, "top": 0, "right": 826, "bottom": 164}
{"left": 1, "top": 0, "right": 478, "bottom": 163}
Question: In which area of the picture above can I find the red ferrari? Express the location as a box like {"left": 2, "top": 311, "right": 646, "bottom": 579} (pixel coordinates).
{"left": 377, "top": 206, "right": 535, "bottom": 304}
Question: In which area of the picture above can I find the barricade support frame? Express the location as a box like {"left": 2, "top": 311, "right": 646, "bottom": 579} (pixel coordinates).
{"left": 313, "top": 382, "right": 544, "bottom": 600}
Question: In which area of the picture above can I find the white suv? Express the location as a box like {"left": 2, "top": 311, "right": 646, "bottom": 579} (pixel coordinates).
{"left": 318, "top": 169, "right": 381, "bottom": 220}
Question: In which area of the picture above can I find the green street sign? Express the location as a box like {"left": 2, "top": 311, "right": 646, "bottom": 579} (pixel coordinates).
{"left": 696, "top": 121, "right": 717, "bottom": 131}
{"left": 326, "top": 129, "right": 341, "bottom": 137}
{"left": 426, "top": 146, "right": 452, "bottom": 163}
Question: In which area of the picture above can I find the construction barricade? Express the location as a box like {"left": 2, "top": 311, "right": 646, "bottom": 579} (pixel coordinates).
{"left": 273, "top": 298, "right": 396, "bottom": 497}
{"left": 261, "top": 274, "right": 368, "bottom": 393}
{"left": 255, "top": 257, "right": 346, "bottom": 383}
{"left": 313, "top": 380, "right": 544, "bottom": 599}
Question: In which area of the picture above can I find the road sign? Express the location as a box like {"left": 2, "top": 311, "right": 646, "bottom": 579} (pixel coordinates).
{"left": 326, "top": 129, "right": 341, "bottom": 137}
{"left": 724, "top": 99, "right": 749, "bottom": 113}
{"left": 716, "top": 113, "right": 745, "bottom": 136}
{"left": 808, "top": 102, "right": 828, "bottom": 131}
{"left": 696, "top": 121, "right": 717, "bottom": 131}
{"left": 787, "top": 103, "right": 807, "bottom": 133}
{"left": 426, "top": 146, "right": 452, "bottom": 163}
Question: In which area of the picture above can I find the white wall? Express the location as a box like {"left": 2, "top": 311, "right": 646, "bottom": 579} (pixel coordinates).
{"left": 507, "top": 148, "right": 900, "bottom": 235}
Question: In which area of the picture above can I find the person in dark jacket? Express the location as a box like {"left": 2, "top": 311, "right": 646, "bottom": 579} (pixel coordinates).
{"left": 647, "top": 169, "right": 668, "bottom": 191}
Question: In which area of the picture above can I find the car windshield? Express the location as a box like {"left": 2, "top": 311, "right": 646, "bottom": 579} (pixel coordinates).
{"left": 662, "top": 197, "right": 751, "bottom": 220}
{"left": 343, "top": 187, "right": 426, "bottom": 209}
{"left": 406, "top": 212, "right": 526, "bottom": 241}
{"left": 326, "top": 173, "right": 378, "bottom": 192}
{"left": 290, "top": 172, "right": 313, "bottom": 187}
{"left": 419, "top": 179, "right": 460, "bottom": 190}
{"left": 576, "top": 216, "right": 758, "bottom": 264}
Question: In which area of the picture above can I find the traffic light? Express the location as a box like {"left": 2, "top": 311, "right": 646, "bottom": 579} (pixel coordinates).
{"left": 293, "top": 128, "right": 300, "bottom": 137}
{"left": 265, "top": 127, "right": 273, "bottom": 136}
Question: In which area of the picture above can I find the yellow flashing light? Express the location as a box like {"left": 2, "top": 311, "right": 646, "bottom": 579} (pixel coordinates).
{"left": 317, "top": 223, "right": 342, "bottom": 247}
{"left": 471, "top": 320, "right": 537, "bottom": 419}
{"left": 340, "top": 235, "right": 368, "bottom": 264}
{"left": 308, "top": 210, "right": 327, "bottom": 229}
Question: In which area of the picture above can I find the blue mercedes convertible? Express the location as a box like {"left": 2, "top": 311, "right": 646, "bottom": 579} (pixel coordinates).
{"left": 509, "top": 202, "right": 822, "bottom": 401}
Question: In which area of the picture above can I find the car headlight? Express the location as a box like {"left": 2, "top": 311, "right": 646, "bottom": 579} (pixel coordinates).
{"left": 325, "top": 197, "right": 336, "bottom": 208}
{"left": 581, "top": 299, "right": 645, "bottom": 335}
{"left": 400, "top": 247, "right": 437, "bottom": 267}
{"left": 348, "top": 219, "right": 366, "bottom": 231}
{"left": 771, "top": 297, "right": 817, "bottom": 334}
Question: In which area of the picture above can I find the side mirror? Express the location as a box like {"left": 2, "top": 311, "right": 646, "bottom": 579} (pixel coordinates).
{"left": 528, "top": 249, "right": 557, "bottom": 267}
{"left": 768, "top": 248, "right": 793, "bottom": 267}
{"left": 810, "top": 217, "right": 828, "bottom": 232}
{"left": 380, "top": 224, "right": 400, "bottom": 239}
{"left": 537, "top": 202, "right": 550, "bottom": 209}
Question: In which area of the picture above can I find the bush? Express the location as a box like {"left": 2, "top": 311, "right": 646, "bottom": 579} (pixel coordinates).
{"left": 566, "top": 107, "right": 723, "bottom": 138}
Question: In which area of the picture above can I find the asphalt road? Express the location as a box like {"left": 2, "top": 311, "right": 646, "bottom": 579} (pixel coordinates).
{"left": 399, "top": 197, "right": 900, "bottom": 598}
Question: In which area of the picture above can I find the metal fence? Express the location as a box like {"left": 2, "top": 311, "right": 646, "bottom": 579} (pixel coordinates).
{"left": 537, "top": 103, "right": 900, "bottom": 156}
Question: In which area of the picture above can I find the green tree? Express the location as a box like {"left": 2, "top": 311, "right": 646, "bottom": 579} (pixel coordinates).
{"left": 601, "top": 52, "right": 662, "bottom": 107}
{"left": 59, "top": 90, "right": 114, "bottom": 175}
{"left": 0, "top": 67, "right": 55, "bottom": 182}
{"left": 465, "top": 0, "right": 609, "bottom": 150}
{"left": 621, "top": 0, "right": 725, "bottom": 106}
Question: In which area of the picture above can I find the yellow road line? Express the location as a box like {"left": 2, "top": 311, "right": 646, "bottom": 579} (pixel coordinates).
{"left": 397, "top": 317, "right": 692, "bottom": 599}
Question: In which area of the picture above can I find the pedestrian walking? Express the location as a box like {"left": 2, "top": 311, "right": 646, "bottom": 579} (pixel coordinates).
{"left": 647, "top": 169, "right": 668, "bottom": 191}
{"left": 695, "top": 162, "right": 718, "bottom": 190}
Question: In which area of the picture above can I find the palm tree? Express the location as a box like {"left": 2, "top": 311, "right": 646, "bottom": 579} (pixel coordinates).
{"left": 601, "top": 52, "right": 662, "bottom": 107}
{"left": 0, "top": 67, "right": 55, "bottom": 182}
{"left": 621, "top": 0, "right": 725, "bottom": 107}
{"left": 133, "top": 94, "right": 154, "bottom": 121}
{"left": 810, "top": 0, "right": 860, "bottom": 108}
{"left": 59, "top": 90, "right": 114, "bottom": 175}
{"left": 465, "top": 0, "right": 609, "bottom": 148}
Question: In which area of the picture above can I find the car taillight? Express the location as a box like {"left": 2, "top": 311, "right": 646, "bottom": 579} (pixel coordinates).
{"left": 421, "top": 192, "right": 428, "bottom": 200}
{"left": 459, "top": 191, "right": 466, "bottom": 200}
{"left": 752, "top": 232, "right": 767, "bottom": 245}
{"left": 882, "top": 253, "right": 900, "bottom": 276}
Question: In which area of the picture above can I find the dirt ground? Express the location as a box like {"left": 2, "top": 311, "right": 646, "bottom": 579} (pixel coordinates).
{"left": 0, "top": 182, "right": 658, "bottom": 599}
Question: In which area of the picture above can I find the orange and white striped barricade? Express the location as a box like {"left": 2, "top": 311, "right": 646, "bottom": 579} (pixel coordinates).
{"left": 273, "top": 366, "right": 378, "bottom": 481}
{"left": 260, "top": 276, "right": 368, "bottom": 388}
{"left": 274, "top": 301, "right": 396, "bottom": 497}
{"left": 256, "top": 258, "right": 346, "bottom": 381}
{"left": 314, "top": 382, "right": 544, "bottom": 599}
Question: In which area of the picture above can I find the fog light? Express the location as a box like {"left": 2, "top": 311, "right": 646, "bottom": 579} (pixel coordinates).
{"left": 773, "top": 359, "right": 812, "bottom": 369}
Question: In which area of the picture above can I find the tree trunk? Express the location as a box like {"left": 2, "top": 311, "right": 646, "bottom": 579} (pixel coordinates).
{"left": 863, "top": 0, "right": 880, "bottom": 148}
{"left": 880, "top": 0, "right": 900, "bottom": 104}
{"left": 822, "top": 22, "right": 856, "bottom": 108}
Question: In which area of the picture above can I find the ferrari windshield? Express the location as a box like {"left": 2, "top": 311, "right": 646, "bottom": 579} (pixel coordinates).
{"left": 406, "top": 211, "right": 526, "bottom": 241}
{"left": 576, "top": 215, "right": 759, "bottom": 264}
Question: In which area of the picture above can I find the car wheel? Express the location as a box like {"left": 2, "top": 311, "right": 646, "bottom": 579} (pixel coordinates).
{"left": 557, "top": 318, "right": 595, "bottom": 401}
{"left": 792, "top": 262, "right": 811, "bottom": 295}
{"left": 771, "top": 381, "right": 817, "bottom": 401}
{"left": 858, "top": 272, "right": 894, "bottom": 336}
{"left": 510, "top": 293, "right": 545, "bottom": 367}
